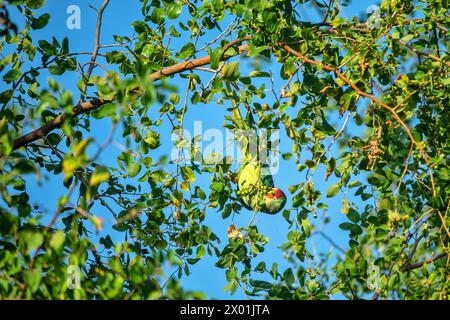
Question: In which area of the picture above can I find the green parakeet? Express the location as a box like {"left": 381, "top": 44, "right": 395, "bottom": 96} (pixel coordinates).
{"left": 225, "top": 83, "right": 287, "bottom": 214}
{"left": 236, "top": 161, "right": 287, "bottom": 214}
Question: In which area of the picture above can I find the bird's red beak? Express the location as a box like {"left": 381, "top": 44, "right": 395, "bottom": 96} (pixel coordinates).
{"left": 267, "top": 188, "right": 285, "bottom": 200}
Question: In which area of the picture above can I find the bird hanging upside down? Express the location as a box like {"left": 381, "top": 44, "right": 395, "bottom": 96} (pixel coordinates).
{"left": 236, "top": 161, "right": 287, "bottom": 214}
{"left": 225, "top": 82, "right": 287, "bottom": 215}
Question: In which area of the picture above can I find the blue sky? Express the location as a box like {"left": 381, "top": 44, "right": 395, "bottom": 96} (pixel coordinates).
{"left": 3, "top": 0, "right": 383, "bottom": 299}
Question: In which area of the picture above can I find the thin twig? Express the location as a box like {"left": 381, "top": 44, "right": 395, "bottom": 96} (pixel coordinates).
{"left": 81, "top": 0, "right": 111, "bottom": 101}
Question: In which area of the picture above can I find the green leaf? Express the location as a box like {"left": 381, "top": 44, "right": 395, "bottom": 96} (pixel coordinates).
{"left": 222, "top": 62, "right": 240, "bottom": 82}
{"left": 24, "top": 270, "right": 42, "bottom": 293}
{"left": 196, "top": 245, "right": 205, "bottom": 259}
{"left": 48, "top": 64, "right": 64, "bottom": 75}
{"left": 142, "top": 44, "right": 155, "bottom": 57}
{"left": 181, "top": 166, "right": 195, "bottom": 182}
{"left": 180, "top": 181, "right": 190, "bottom": 191}
{"left": 166, "top": 3, "right": 182, "bottom": 19}
{"left": 127, "top": 162, "right": 141, "bottom": 178}
{"left": 27, "top": 0, "right": 46, "bottom": 9}
{"left": 150, "top": 7, "right": 165, "bottom": 24}
{"left": 271, "top": 263, "right": 278, "bottom": 279}
{"left": 210, "top": 182, "right": 224, "bottom": 192}
{"left": 339, "top": 222, "right": 354, "bottom": 231}
{"left": 326, "top": 183, "right": 340, "bottom": 198}
{"left": 132, "top": 20, "right": 148, "bottom": 34}
{"left": 169, "top": 93, "right": 180, "bottom": 104}
{"left": 255, "top": 262, "right": 266, "bottom": 272}
{"left": 223, "top": 280, "right": 238, "bottom": 293}
{"left": 49, "top": 231, "right": 66, "bottom": 251}
{"left": 100, "top": 235, "right": 114, "bottom": 249}
{"left": 401, "top": 34, "right": 414, "bottom": 42}
{"left": 12, "top": 160, "right": 36, "bottom": 174}
{"left": 20, "top": 231, "right": 43, "bottom": 254}
{"left": 208, "top": 47, "right": 222, "bottom": 70}
{"left": 283, "top": 268, "right": 295, "bottom": 286}
{"left": 169, "top": 25, "right": 181, "bottom": 37}
{"left": 144, "top": 131, "right": 161, "bottom": 149}
{"left": 73, "top": 139, "right": 91, "bottom": 157}
{"left": 0, "top": 90, "right": 13, "bottom": 103}
{"left": 347, "top": 208, "right": 360, "bottom": 223}
{"left": 301, "top": 219, "right": 311, "bottom": 237}
{"left": 250, "top": 280, "right": 272, "bottom": 290}
{"left": 341, "top": 198, "right": 349, "bottom": 214}
{"left": 195, "top": 186, "right": 206, "bottom": 200}
{"left": 92, "top": 103, "right": 117, "bottom": 119}
{"left": 31, "top": 13, "right": 50, "bottom": 29}
{"left": 282, "top": 152, "right": 293, "bottom": 160}
{"left": 90, "top": 168, "right": 110, "bottom": 186}
{"left": 3, "top": 68, "right": 21, "bottom": 83}
{"left": 249, "top": 71, "right": 271, "bottom": 78}
{"left": 176, "top": 43, "right": 195, "bottom": 59}
{"left": 348, "top": 181, "right": 362, "bottom": 188}
{"left": 288, "top": 184, "right": 300, "bottom": 194}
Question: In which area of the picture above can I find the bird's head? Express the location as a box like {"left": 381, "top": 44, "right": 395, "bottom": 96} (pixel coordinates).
{"left": 262, "top": 187, "right": 287, "bottom": 214}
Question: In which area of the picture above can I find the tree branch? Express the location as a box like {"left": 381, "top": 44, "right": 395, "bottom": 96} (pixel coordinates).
{"left": 401, "top": 252, "right": 448, "bottom": 271}
{"left": 12, "top": 37, "right": 250, "bottom": 151}
{"left": 83, "top": 0, "right": 110, "bottom": 89}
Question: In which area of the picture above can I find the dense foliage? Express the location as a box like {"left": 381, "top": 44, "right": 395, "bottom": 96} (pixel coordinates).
{"left": 0, "top": 0, "right": 449, "bottom": 299}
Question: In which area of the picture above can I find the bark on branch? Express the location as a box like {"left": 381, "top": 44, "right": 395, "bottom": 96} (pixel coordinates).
{"left": 402, "top": 252, "right": 448, "bottom": 271}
